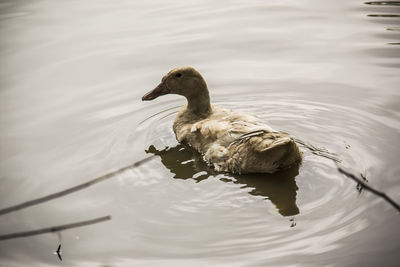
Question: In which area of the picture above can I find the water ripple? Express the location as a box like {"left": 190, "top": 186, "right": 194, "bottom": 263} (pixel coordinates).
{"left": 127, "top": 94, "right": 398, "bottom": 263}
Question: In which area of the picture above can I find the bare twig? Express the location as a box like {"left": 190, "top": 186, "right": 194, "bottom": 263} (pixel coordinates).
{"left": 0, "top": 156, "right": 155, "bottom": 216}
{"left": 294, "top": 137, "right": 400, "bottom": 213}
{"left": 337, "top": 167, "right": 400, "bottom": 212}
{"left": 0, "top": 215, "right": 111, "bottom": 241}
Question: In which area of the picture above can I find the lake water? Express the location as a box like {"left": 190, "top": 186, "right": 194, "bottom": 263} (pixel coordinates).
{"left": 0, "top": 0, "right": 399, "bottom": 266}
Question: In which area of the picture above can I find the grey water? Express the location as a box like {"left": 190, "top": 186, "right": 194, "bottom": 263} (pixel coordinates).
{"left": 0, "top": 0, "right": 399, "bottom": 266}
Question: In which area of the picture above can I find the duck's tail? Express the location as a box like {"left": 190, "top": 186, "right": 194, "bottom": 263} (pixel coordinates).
{"left": 227, "top": 130, "right": 302, "bottom": 174}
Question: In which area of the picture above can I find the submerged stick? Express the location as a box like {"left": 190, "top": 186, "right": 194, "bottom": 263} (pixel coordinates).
{"left": 337, "top": 167, "right": 400, "bottom": 212}
{"left": 293, "top": 138, "right": 341, "bottom": 163}
{"left": 0, "top": 215, "right": 111, "bottom": 241}
{"left": 0, "top": 156, "right": 155, "bottom": 216}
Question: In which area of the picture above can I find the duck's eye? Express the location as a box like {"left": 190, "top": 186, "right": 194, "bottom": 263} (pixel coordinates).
{"left": 175, "top": 73, "right": 182, "bottom": 78}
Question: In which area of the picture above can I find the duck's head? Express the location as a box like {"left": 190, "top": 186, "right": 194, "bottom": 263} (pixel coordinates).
{"left": 142, "top": 66, "right": 209, "bottom": 102}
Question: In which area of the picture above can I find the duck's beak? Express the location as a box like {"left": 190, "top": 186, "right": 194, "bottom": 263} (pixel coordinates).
{"left": 142, "top": 82, "right": 170, "bottom": 101}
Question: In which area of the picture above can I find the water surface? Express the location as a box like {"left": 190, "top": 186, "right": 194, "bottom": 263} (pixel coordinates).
{"left": 0, "top": 0, "right": 399, "bottom": 266}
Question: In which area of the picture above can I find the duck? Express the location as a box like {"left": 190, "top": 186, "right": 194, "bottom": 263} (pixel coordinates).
{"left": 142, "top": 66, "right": 302, "bottom": 174}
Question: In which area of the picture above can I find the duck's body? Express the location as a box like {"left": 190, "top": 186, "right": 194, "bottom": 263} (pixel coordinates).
{"left": 142, "top": 67, "right": 301, "bottom": 174}
{"left": 173, "top": 104, "right": 301, "bottom": 174}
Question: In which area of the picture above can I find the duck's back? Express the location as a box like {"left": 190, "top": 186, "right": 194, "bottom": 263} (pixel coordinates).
{"left": 173, "top": 105, "right": 301, "bottom": 174}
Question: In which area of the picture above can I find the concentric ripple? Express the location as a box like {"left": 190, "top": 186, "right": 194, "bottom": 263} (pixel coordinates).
{"left": 127, "top": 92, "right": 400, "bottom": 264}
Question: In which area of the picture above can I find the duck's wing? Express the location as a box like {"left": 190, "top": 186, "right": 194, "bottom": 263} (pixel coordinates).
{"left": 222, "top": 111, "right": 295, "bottom": 155}
{"left": 221, "top": 111, "right": 275, "bottom": 145}
{"left": 196, "top": 110, "right": 272, "bottom": 141}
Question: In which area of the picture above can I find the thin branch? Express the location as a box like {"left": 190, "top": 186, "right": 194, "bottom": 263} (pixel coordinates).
{"left": 0, "top": 156, "right": 155, "bottom": 216}
{"left": 0, "top": 215, "right": 111, "bottom": 241}
{"left": 337, "top": 167, "right": 400, "bottom": 212}
{"left": 294, "top": 136, "right": 400, "bottom": 213}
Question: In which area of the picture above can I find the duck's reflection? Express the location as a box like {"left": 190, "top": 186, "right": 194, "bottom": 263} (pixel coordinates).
{"left": 146, "top": 144, "right": 300, "bottom": 216}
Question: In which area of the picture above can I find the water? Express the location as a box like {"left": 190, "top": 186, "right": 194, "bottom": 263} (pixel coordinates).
{"left": 0, "top": 0, "right": 399, "bottom": 266}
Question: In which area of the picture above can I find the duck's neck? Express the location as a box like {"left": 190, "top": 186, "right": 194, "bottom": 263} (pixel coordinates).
{"left": 185, "top": 85, "right": 211, "bottom": 117}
